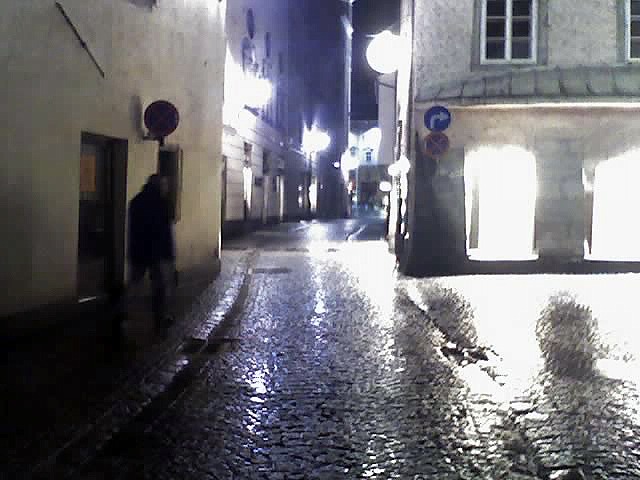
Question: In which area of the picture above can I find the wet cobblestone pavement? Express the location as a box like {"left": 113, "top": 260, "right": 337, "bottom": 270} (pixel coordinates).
{"left": 3, "top": 251, "right": 250, "bottom": 478}
{"left": 25, "top": 218, "right": 640, "bottom": 479}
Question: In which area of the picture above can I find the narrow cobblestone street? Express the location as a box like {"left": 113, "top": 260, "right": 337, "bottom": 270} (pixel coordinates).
{"left": 71, "top": 216, "right": 640, "bottom": 480}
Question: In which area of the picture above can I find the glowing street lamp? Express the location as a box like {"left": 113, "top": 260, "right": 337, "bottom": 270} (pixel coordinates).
{"left": 302, "top": 127, "right": 331, "bottom": 154}
{"left": 379, "top": 181, "right": 392, "bottom": 193}
{"left": 366, "top": 30, "right": 401, "bottom": 74}
{"left": 387, "top": 154, "right": 411, "bottom": 176}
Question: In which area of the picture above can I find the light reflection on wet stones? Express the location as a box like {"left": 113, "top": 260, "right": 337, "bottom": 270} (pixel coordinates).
{"left": 77, "top": 245, "right": 640, "bottom": 480}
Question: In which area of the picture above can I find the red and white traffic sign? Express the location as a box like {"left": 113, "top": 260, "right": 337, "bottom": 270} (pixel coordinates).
{"left": 423, "top": 131, "right": 450, "bottom": 158}
{"left": 144, "top": 100, "right": 180, "bottom": 138}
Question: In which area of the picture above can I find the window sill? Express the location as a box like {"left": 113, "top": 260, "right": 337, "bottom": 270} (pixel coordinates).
{"left": 479, "top": 60, "right": 538, "bottom": 66}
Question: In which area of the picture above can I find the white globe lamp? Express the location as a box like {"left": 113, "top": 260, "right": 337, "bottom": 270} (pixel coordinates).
{"left": 366, "top": 30, "right": 400, "bottom": 74}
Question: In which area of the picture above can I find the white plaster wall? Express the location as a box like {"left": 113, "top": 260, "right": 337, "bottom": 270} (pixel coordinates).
{"left": 412, "top": 0, "right": 474, "bottom": 88}
{"left": 397, "top": 0, "right": 415, "bottom": 160}
{"left": 547, "top": 0, "right": 619, "bottom": 66}
{"left": 378, "top": 73, "right": 396, "bottom": 166}
{"left": 1, "top": 0, "right": 226, "bottom": 317}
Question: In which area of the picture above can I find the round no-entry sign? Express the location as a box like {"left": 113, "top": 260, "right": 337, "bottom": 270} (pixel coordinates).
{"left": 144, "top": 100, "right": 180, "bottom": 138}
{"left": 423, "top": 131, "right": 450, "bottom": 158}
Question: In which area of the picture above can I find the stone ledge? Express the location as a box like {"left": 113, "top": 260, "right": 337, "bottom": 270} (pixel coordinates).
{"left": 416, "top": 65, "right": 640, "bottom": 105}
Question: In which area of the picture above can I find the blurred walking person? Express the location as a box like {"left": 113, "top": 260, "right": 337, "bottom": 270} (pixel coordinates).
{"left": 116, "top": 174, "right": 175, "bottom": 336}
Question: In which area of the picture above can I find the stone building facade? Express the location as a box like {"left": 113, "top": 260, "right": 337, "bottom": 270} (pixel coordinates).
{"left": 395, "top": 0, "right": 640, "bottom": 274}
{"left": 1, "top": 1, "right": 226, "bottom": 328}
{"left": 221, "top": 0, "right": 311, "bottom": 237}
{"left": 221, "top": 0, "right": 353, "bottom": 233}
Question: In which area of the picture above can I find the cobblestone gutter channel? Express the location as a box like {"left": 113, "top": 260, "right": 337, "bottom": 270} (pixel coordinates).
{"left": 401, "top": 280, "right": 640, "bottom": 480}
{"left": 29, "top": 251, "right": 257, "bottom": 479}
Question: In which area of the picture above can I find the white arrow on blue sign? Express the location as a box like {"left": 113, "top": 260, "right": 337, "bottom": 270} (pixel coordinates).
{"left": 424, "top": 106, "right": 452, "bottom": 132}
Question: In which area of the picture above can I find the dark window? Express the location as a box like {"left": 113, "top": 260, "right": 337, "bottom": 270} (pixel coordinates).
{"left": 482, "top": 0, "right": 536, "bottom": 62}
{"left": 265, "top": 32, "right": 272, "bottom": 58}
{"left": 244, "top": 142, "right": 252, "bottom": 167}
{"left": 246, "top": 9, "right": 255, "bottom": 39}
{"left": 631, "top": 0, "right": 640, "bottom": 59}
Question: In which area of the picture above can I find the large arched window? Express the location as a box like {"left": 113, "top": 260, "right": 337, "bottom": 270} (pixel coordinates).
{"left": 465, "top": 145, "right": 538, "bottom": 260}
{"left": 589, "top": 149, "right": 640, "bottom": 260}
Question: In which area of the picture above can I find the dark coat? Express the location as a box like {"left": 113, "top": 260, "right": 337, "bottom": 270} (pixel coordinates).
{"left": 128, "top": 183, "right": 175, "bottom": 266}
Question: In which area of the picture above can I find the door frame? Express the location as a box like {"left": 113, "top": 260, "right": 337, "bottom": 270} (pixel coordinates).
{"left": 77, "top": 132, "right": 128, "bottom": 300}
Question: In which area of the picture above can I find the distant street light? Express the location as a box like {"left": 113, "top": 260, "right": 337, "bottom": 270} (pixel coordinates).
{"left": 388, "top": 155, "right": 411, "bottom": 176}
{"left": 379, "top": 181, "right": 392, "bottom": 193}
{"left": 387, "top": 162, "right": 400, "bottom": 176}
{"left": 397, "top": 154, "right": 411, "bottom": 174}
{"left": 302, "top": 127, "right": 331, "bottom": 154}
{"left": 366, "top": 30, "right": 401, "bottom": 74}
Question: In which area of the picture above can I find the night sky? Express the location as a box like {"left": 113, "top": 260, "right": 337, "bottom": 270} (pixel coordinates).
{"left": 351, "top": 0, "right": 400, "bottom": 120}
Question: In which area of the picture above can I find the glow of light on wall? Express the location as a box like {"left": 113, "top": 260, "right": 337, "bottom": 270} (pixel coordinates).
{"left": 302, "top": 127, "right": 331, "bottom": 154}
{"left": 242, "top": 166, "right": 253, "bottom": 209}
{"left": 340, "top": 150, "right": 357, "bottom": 182}
{"left": 348, "top": 132, "right": 358, "bottom": 148}
{"left": 309, "top": 182, "right": 318, "bottom": 212}
{"left": 366, "top": 30, "right": 400, "bottom": 74}
{"left": 223, "top": 47, "right": 272, "bottom": 126}
{"left": 590, "top": 149, "right": 640, "bottom": 260}
{"left": 464, "top": 146, "right": 537, "bottom": 260}
{"left": 363, "top": 127, "right": 382, "bottom": 150}
{"left": 244, "top": 77, "right": 273, "bottom": 109}
{"left": 237, "top": 108, "right": 258, "bottom": 130}
{"left": 341, "top": 149, "right": 359, "bottom": 171}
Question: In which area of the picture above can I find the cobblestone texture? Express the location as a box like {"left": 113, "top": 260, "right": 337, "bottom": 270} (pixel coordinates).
{"left": 79, "top": 236, "right": 542, "bottom": 479}
{"left": 17, "top": 217, "right": 640, "bottom": 479}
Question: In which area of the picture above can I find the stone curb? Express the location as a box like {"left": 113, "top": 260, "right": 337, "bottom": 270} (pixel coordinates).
{"left": 29, "top": 251, "right": 257, "bottom": 479}
{"left": 399, "top": 287, "right": 544, "bottom": 480}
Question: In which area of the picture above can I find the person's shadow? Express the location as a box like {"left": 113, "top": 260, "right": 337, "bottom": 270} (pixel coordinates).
{"left": 524, "top": 292, "right": 640, "bottom": 478}
{"left": 535, "top": 292, "right": 601, "bottom": 379}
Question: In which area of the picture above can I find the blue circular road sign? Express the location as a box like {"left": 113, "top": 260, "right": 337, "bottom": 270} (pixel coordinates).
{"left": 424, "top": 106, "right": 452, "bottom": 132}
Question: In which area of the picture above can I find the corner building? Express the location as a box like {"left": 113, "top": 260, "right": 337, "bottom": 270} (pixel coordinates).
{"left": 395, "top": 0, "right": 640, "bottom": 274}
{"left": 1, "top": 1, "right": 226, "bottom": 330}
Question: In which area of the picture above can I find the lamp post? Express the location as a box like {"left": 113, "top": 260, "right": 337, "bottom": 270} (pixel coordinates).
{"left": 366, "top": 29, "right": 405, "bottom": 250}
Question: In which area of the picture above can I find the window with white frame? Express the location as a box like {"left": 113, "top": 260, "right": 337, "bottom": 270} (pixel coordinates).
{"left": 481, "top": 0, "right": 537, "bottom": 63}
{"left": 628, "top": 0, "right": 640, "bottom": 60}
